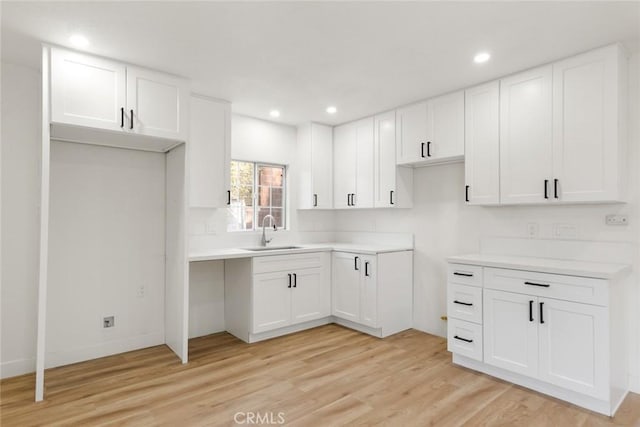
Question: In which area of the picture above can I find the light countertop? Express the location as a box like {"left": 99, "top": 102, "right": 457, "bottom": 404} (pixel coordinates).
{"left": 447, "top": 253, "right": 631, "bottom": 280}
{"left": 189, "top": 243, "right": 414, "bottom": 262}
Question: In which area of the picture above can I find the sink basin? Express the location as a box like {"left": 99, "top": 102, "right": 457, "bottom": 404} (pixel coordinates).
{"left": 243, "top": 246, "right": 302, "bottom": 252}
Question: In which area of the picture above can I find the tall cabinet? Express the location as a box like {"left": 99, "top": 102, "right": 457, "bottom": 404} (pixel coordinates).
{"left": 333, "top": 117, "right": 374, "bottom": 208}
{"left": 37, "top": 46, "right": 190, "bottom": 402}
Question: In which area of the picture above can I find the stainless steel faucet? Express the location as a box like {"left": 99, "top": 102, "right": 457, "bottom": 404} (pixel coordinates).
{"left": 261, "top": 214, "right": 277, "bottom": 246}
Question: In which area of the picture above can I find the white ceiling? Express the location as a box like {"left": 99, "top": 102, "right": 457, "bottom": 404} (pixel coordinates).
{"left": 2, "top": 1, "right": 639, "bottom": 126}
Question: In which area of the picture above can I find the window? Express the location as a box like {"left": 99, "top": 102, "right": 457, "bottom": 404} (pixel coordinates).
{"left": 227, "top": 161, "right": 286, "bottom": 231}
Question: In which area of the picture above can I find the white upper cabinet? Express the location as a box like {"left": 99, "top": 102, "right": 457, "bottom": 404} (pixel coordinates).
{"left": 552, "top": 44, "right": 626, "bottom": 203}
{"left": 333, "top": 122, "right": 357, "bottom": 209}
{"left": 189, "top": 95, "right": 231, "bottom": 208}
{"left": 51, "top": 48, "right": 126, "bottom": 132}
{"left": 297, "top": 123, "right": 333, "bottom": 209}
{"left": 396, "top": 102, "right": 428, "bottom": 164}
{"left": 426, "top": 91, "right": 465, "bottom": 161}
{"left": 50, "top": 47, "right": 189, "bottom": 145}
{"left": 333, "top": 117, "right": 374, "bottom": 209}
{"left": 499, "top": 65, "right": 553, "bottom": 204}
{"left": 464, "top": 82, "right": 500, "bottom": 205}
{"left": 126, "top": 67, "right": 189, "bottom": 141}
{"left": 374, "top": 111, "right": 413, "bottom": 208}
{"left": 396, "top": 91, "right": 464, "bottom": 166}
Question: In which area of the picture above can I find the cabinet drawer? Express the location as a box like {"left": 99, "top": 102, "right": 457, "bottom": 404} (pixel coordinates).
{"left": 484, "top": 268, "right": 608, "bottom": 306}
{"left": 447, "top": 318, "right": 483, "bottom": 361}
{"left": 253, "top": 252, "right": 326, "bottom": 274}
{"left": 447, "top": 284, "right": 482, "bottom": 324}
{"left": 448, "top": 264, "right": 483, "bottom": 287}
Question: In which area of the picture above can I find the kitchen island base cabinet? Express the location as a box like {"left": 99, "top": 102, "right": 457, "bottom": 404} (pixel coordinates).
{"left": 332, "top": 250, "right": 413, "bottom": 338}
{"left": 224, "top": 252, "right": 331, "bottom": 343}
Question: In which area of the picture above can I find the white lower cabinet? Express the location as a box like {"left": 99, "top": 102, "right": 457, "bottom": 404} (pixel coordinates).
{"left": 332, "top": 251, "right": 412, "bottom": 337}
{"left": 447, "top": 262, "right": 627, "bottom": 416}
{"left": 225, "top": 252, "right": 330, "bottom": 342}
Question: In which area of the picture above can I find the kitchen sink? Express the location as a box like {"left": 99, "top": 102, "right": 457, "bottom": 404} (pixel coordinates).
{"left": 243, "top": 246, "right": 302, "bottom": 251}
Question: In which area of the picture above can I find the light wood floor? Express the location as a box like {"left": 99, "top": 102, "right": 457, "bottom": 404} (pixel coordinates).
{"left": 2, "top": 325, "right": 639, "bottom": 426}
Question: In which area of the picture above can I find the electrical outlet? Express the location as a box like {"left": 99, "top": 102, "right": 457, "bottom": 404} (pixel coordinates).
{"left": 205, "top": 221, "right": 217, "bottom": 235}
{"left": 103, "top": 316, "right": 115, "bottom": 328}
{"left": 137, "top": 285, "right": 145, "bottom": 298}
{"left": 606, "top": 214, "right": 628, "bottom": 226}
{"left": 527, "top": 223, "right": 539, "bottom": 238}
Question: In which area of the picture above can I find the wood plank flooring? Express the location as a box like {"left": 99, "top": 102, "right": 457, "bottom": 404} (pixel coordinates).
{"left": 2, "top": 325, "right": 639, "bottom": 426}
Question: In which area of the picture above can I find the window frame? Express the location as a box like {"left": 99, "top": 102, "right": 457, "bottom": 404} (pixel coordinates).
{"left": 228, "top": 160, "right": 287, "bottom": 232}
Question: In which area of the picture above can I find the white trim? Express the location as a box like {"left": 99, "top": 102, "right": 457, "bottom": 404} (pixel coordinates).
{"left": 1, "top": 358, "right": 37, "bottom": 380}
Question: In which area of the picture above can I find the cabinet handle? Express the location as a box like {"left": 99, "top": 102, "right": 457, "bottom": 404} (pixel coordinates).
{"left": 544, "top": 179, "right": 549, "bottom": 199}
{"left": 529, "top": 300, "right": 534, "bottom": 322}
{"left": 554, "top": 179, "right": 559, "bottom": 199}
{"left": 539, "top": 302, "right": 545, "bottom": 324}
{"left": 227, "top": 190, "right": 231, "bottom": 205}
{"left": 421, "top": 142, "right": 426, "bottom": 158}
{"left": 465, "top": 185, "right": 470, "bottom": 203}
{"left": 524, "top": 281, "right": 550, "bottom": 288}
{"left": 120, "top": 107, "right": 125, "bottom": 128}
{"left": 352, "top": 193, "right": 356, "bottom": 206}
{"left": 453, "top": 272, "right": 473, "bottom": 277}
{"left": 313, "top": 194, "right": 318, "bottom": 207}
{"left": 347, "top": 194, "right": 351, "bottom": 206}
{"left": 453, "top": 300, "right": 472, "bottom": 306}
{"left": 293, "top": 273, "right": 297, "bottom": 288}
{"left": 287, "top": 273, "right": 292, "bottom": 288}
{"left": 130, "top": 110, "right": 134, "bottom": 129}
{"left": 390, "top": 190, "right": 395, "bottom": 205}
{"left": 427, "top": 141, "right": 432, "bottom": 157}
{"left": 365, "top": 261, "right": 370, "bottom": 277}
{"left": 354, "top": 256, "right": 359, "bottom": 271}
{"left": 454, "top": 335, "right": 473, "bottom": 343}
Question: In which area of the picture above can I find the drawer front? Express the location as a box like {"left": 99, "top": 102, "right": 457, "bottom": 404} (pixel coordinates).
{"left": 447, "top": 283, "right": 482, "bottom": 324}
{"left": 253, "top": 252, "right": 327, "bottom": 274}
{"left": 447, "top": 318, "right": 483, "bottom": 361}
{"left": 484, "top": 267, "right": 608, "bottom": 306}
{"left": 448, "top": 264, "right": 483, "bottom": 287}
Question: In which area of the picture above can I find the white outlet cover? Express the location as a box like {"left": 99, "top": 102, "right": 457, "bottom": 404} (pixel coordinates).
{"left": 605, "top": 214, "right": 628, "bottom": 225}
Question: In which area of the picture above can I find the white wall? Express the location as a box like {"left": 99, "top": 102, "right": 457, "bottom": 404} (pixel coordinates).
{"left": 1, "top": 62, "right": 41, "bottom": 377}
{"left": 332, "top": 52, "right": 640, "bottom": 391}
{"left": 46, "top": 141, "right": 166, "bottom": 368}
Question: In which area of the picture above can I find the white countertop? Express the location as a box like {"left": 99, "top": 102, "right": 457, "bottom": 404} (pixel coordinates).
{"left": 189, "top": 243, "right": 413, "bottom": 262}
{"left": 447, "top": 253, "right": 631, "bottom": 280}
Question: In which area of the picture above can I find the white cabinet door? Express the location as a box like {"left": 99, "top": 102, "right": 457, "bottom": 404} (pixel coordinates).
{"left": 552, "top": 45, "right": 623, "bottom": 203}
{"left": 189, "top": 95, "right": 230, "bottom": 208}
{"left": 360, "top": 256, "right": 377, "bottom": 328}
{"left": 51, "top": 48, "right": 126, "bottom": 131}
{"left": 126, "top": 66, "right": 189, "bottom": 141}
{"left": 483, "top": 290, "right": 539, "bottom": 378}
{"left": 500, "top": 66, "right": 553, "bottom": 204}
{"left": 538, "top": 298, "right": 608, "bottom": 399}
{"left": 252, "top": 272, "right": 292, "bottom": 333}
{"left": 333, "top": 123, "right": 357, "bottom": 209}
{"left": 374, "top": 111, "right": 397, "bottom": 208}
{"left": 311, "top": 124, "right": 334, "bottom": 209}
{"left": 465, "top": 82, "right": 500, "bottom": 205}
{"left": 332, "top": 252, "right": 360, "bottom": 322}
{"left": 426, "top": 91, "right": 465, "bottom": 160}
{"left": 291, "top": 267, "right": 330, "bottom": 324}
{"left": 396, "top": 102, "right": 428, "bottom": 164}
{"left": 354, "top": 117, "right": 374, "bottom": 208}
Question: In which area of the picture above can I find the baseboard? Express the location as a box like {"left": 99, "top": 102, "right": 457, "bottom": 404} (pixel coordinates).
{"left": 1, "top": 358, "right": 36, "bottom": 379}
{"left": 247, "top": 318, "right": 331, "bottom": 343}
{"left": 44, "top": 332, "right": 165, "bottom": 369}
{"left": 332, "top": 317, "right": 383, "bottom": 337}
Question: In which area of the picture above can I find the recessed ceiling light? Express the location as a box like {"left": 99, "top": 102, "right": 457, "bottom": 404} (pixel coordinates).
{"left": 69, "top": 34, "right": 89, "bottom": 48}
{"left": 326, "top": 106, "right": 337, "bottom": 114}
{"left": 269, "top": 110, "right": 280, "bottom": 118}
{"left": 473, "top": 52, "right": 491, "bottom": 64}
